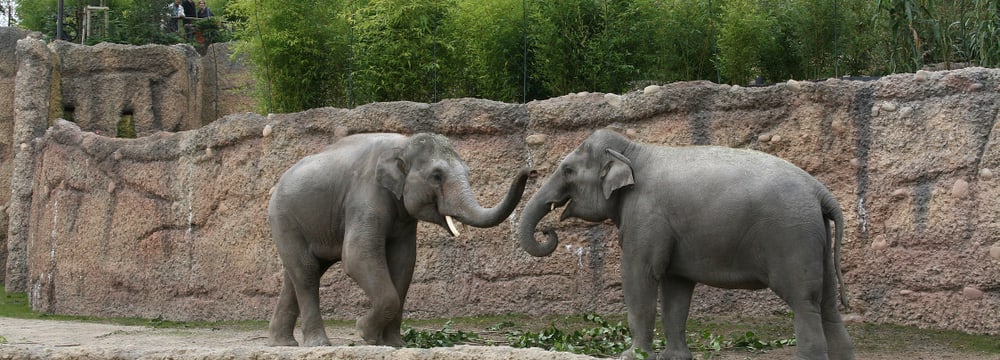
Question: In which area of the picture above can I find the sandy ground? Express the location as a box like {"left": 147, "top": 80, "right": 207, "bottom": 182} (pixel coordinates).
{"left": 0, "top": 317, "right": 994, "bottom": 359}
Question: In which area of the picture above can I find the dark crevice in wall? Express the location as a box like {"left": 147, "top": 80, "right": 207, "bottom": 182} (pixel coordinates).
{"left": 850, "top": 87, "right": 873, "bottom": 242}
{"left": 62, "top": 105, "right": 75, "bottom": 123}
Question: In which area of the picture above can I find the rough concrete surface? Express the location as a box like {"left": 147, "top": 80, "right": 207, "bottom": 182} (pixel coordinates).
{"left": 0, "top": 317, "right": 995, "bottom": 360}
{"left": 0, "top": 318, "right": 600, "bottom": 360}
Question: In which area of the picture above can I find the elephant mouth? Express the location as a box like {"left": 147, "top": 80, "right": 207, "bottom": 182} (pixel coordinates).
{"left": 547, "top": 198, "right": 572, "bottom": 220}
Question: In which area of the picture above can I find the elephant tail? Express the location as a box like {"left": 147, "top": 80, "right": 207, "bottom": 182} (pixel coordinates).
{"left": 821, "top": 191, "right": 849, "bottom": 310}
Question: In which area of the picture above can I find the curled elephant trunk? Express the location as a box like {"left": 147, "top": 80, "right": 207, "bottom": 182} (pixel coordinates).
{"left": 516, "top": 189, "right": 560, "bottom": 257}
{"left": 449, "top": 168, "right": 532, "bottom": 228}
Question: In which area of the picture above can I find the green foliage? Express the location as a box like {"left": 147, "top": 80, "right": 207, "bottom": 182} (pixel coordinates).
{"left": 228, "top": 0, "right": 351, "bottom": 113}
{"left": 687, "top": 328, "right": 795, "bottom": 357}
{"left": 957, "top": 0, "right": 1000, "bottom": 68}
{"left": 659, "top": 0, "right": 720, "bottom": 83}
{"left": 438, "top": 0, "right": 526, "bottom": 102}
{"left": 505, "top": 313, "right": 633, "bottom": 357}
{"left": 875, "top": 0, "right": 936, "bottom": 72}
{"left": 0, "top": 286, "right": 32, "bottom": 318}
{"left": 402, "top": 320, "right": 481, "bottom": 348}
{"left": 716, "top": 0, "right": 783, "bottom": 84}
{"left": 15, "top": 0, "right": 1000, "bottom": 110}
{"left": 349, "top": 0, "right": 451, "bottom": 105}
{"left": 14, "top": 0, "right": 218, "bottom": 45}
{"left": 527, "top": 0, "right": 671, "bottom": 96}
{"left": 503, "top": 314, "right": 794, "bottom": 358}
{"left": 103, "top": 0, "right": 180, "bottom": 45}
{"left": 192, "top": 17, "right": 232, "bottom": 44}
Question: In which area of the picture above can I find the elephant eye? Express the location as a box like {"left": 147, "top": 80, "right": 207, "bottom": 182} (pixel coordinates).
{"left": 562, "top": 166, "right": 575, "bottom": 177}
{"left": 429, "top": 169, "right": 444, "bottom": 183}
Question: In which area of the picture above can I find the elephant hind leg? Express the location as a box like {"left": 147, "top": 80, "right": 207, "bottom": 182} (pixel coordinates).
{"left": 268, "top": 271, "right": 300, "bottom": 346}
{"left": 659, "top": 276, "right": 695, "bottom": 360}
{"left": 771, "top": 278, "right": 828, "bottom": 359}
{"left": 821, "top": 265, "right": 855, "bottom": 359}
{"left": 286, "top": 256, "right": 334, "bottom": 347}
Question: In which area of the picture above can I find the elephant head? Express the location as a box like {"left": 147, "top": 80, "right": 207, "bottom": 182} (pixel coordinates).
{"left": 378, "top": 133, "right": 530, "bottom": 236}
{"left": 518, "top": 129, "right": 635, "bottom": 256}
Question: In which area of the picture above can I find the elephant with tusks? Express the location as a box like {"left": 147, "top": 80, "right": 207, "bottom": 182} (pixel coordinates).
{"left": 268, "top": 132, "right": 531, "bottom": 347}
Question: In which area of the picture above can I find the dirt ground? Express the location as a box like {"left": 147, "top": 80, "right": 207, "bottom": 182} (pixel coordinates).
{"left": 0, "top": 317, "right": 996, "bottom": 359}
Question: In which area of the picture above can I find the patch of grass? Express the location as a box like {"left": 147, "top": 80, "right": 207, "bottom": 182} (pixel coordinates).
{"left": 0, "top": 288, "right": 32, "bottom": 318}
{"left": 851, "top": 322, "right": 1000, "bottom": 354}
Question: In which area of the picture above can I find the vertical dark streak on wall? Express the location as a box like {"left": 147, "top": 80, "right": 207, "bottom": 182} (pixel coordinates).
{"left": 913, "top": 175, "right": 932, "bottom": 232}
{"left": 585, "top": 226, "right": 605, "bottom": 303}
{"left": 967, "top": 99, "right": 999, "bottom": 242}
{"left": 850, "top": 88, "right": 873, "bottom": 241}
{"left": 689, "top": 94, "right": 713, "bottom": 145}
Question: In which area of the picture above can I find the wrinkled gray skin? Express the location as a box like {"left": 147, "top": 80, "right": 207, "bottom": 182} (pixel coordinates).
{"left": 518, "top": 129, "right": 854, "bottom": 360}
{"left": 268, "top": 133, "right": 530, "bottom": 347}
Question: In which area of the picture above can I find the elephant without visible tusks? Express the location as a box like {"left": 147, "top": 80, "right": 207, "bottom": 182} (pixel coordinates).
{"left": 268, "top": 132, "right": 531, "bottom": 347}
{"left": 518, "top": 129, "right": 854, "bottom": 360}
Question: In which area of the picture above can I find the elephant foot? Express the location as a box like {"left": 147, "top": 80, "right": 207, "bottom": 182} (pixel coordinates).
{"left": 301, "top": 335, "right": 332, "bottom": 347}
{"left": 658, "top": 348, "right": 693, "bottom": 360}
{"left": 356, "top": 318, "right": 382, "bottom": 345}
{"left": 267, "top": 335, "right": 299, "bottom": 347}
{"left": 381, "top": 332, "right": 406, "bottom": 347}
{"left": 619, "top": 346, "right": 659, "bottom": 360}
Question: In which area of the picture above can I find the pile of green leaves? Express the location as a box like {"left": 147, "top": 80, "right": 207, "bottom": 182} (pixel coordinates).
{"left": 687, "top": 329, "right": 796, "bottom": 357}
{"left": 504, "top": 314, "right": 633, "bottom": 357}
{"left": 402, "top": 320, "right": 481, "bottom": 348}
{"left": 403, "top": 313, "right": 794, "bottom": 358}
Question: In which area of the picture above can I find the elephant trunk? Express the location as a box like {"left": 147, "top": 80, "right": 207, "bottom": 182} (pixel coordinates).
{"left": 449, "top": 168, "right": 532, "bottom": 228}
{"left": 516, "top": 186, "right": 559, "bottom": 257}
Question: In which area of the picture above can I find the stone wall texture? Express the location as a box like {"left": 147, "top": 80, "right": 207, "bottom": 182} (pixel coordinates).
{"left": 2, "top": 29, "right": 999, "bottom": 335}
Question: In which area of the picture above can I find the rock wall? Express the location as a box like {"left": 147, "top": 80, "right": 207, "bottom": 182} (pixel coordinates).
{"left": 0, "top": 28, "right": 30, "bottom": 287}
{"left": 1, "top": 31, "right": 254, "bottom": 289}
{"left": 15, "top": 67, "right": 1000, "bottom": 335}
{"left": 52, "top": 40, "right": 203, "bottom": 136}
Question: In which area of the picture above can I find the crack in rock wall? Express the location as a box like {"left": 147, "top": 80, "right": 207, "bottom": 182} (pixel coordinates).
{"left": 3, "top": 32, "right": 999, "bottom": 335}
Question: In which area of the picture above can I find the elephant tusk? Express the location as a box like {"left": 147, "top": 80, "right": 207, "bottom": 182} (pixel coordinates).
{"left": 446, "top": 216, "right": 462, "bottom": 237}
{"left": 550, "top": 199, "right": 571, "bottom": 212}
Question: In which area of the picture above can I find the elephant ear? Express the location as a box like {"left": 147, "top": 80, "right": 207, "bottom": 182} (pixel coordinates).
{"left": 377, "top": 147, "right": 407, "bottom": 200}
{"left": 601, "top": 149, "right": 635, "bottom": 199}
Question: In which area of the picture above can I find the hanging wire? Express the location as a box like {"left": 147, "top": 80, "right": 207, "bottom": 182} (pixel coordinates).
{"left": 252, "top": 0, "right": 273, "bottom": 113}
{"left": 833, "top": 0, "right": 840, "bottom": 77}
{"left": 432, "top": 0, "right": 439, "bottom": 103}
{"left": 348, "top": 1, "right": 355, "bottom": 108}
{"left": 522, "top": 0, "right": 528, "bottom": 103}
{"left": 709, "top": 0, "right": 720, "bottom": 84}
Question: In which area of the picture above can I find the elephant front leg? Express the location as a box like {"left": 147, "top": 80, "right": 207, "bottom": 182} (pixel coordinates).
{"left": 380, "top": 233, "right": 417, "bottom": 347}
{"left": 621, "top": 256, "right": 660, "bottom": 359}
{"left": 344, "top": 230, "right": 401, "bottom": 346}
